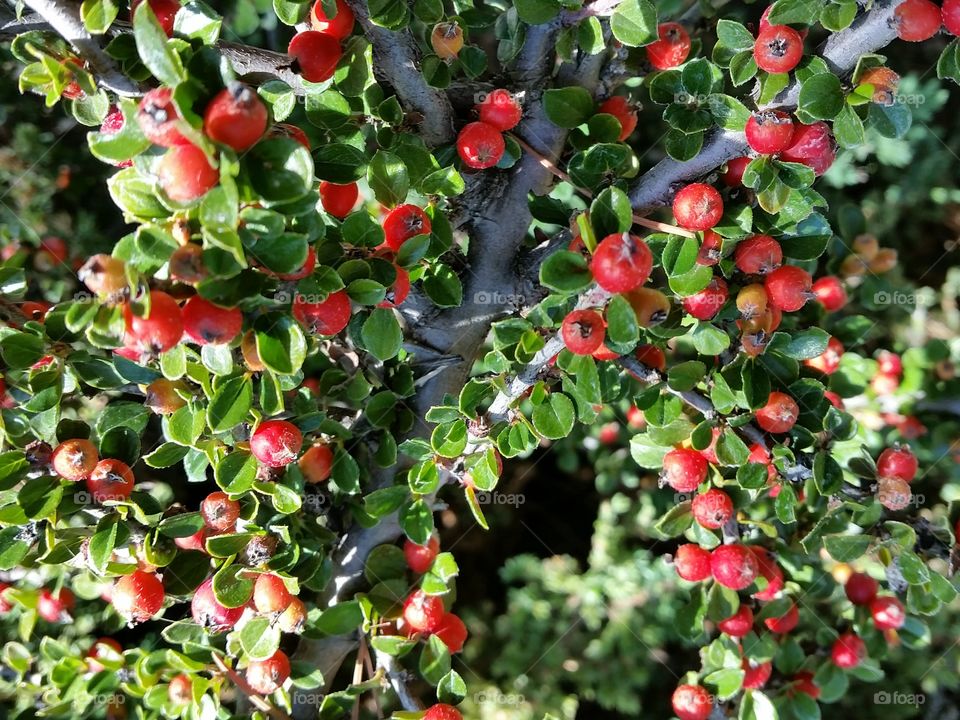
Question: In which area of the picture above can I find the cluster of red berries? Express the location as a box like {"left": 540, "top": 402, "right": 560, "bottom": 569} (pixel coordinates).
{"left": 51, "top": 438, "right": 136, "bottom": 503}
{"left": 456, "top": 89, "right": 522, "bottom": 169}
{"left": 400, "top": 537, "right": 468, "bottom": 653}
{"left": 895, "top": 0, "right": 960, "bottom": 41}
{"left": 874, "top": 443, "right": 918, "bottom": 510}
{"left": 288, "top": 0, "right": 355, "bottom": 83}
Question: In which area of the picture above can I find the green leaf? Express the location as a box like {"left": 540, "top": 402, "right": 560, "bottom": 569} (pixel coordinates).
{"left": 543, "top": 87, "right": 595, "bottom": 128}
{"left": 823, "top": 533, "right": 870, "bottom": 562}
{"left": 206, "top": 375, "right": 253, "bottom": 433}
{"left": 132, "top": 2, "right": 186, "bottom": 86}
{"left": 531, "top": 393, "right": 575, "bottom": 440}
{"left": 245, "top": 139, "right": 314, "bottom": 202}
{"left": 254, "top": 314, "right": 307, "bottom": 375}
{"left": 81, "top": 0, "right": 120, "bottom": 35}
{"left": 240, "top": 616, "right": 282, "bottom": 660}
{"left": 540, "top": 251, "right": 592, "bottom": 293}
{"left": 797, "top": 73, "right": 845, "bottom": 120}
{"left": 515, "top": 0, "right": 561, "bottom": 24}
{"left": 361, "top": 309, "right": 403, "bottom": 361}
{"left": 610, "top": 0, "right": 658, "bottom": 47}
{"left": 367, "top": 150, "right": 409, "bottom": 207}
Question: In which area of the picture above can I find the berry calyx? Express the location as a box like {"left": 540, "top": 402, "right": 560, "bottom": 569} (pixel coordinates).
{"left": 246, "top": 649, "right": 291, "bottom": 695}
{"left": 781, "top": 121, "right": 836, "bottom": 175}
{"left": 253, "top": 573, "right": 293, "bottom": 614}
{"left": 561, "top": 309, "right": 606, "bottom": 355}
{"left": 691, "top": 488, "right": 734, "bottom": 529}
{"left": 745, "top": 110, "right": 795, "bottom": 154}
{"left": 112, "top": 570, "right": 164, "bottom": 623}
{"left": 37, "top": 587, "right": 75, "bottom": 623}
{"left": 682, "top": 277, "right": 728, "bottom": 321}
{"left": 201, "top": 491, "right": 240, "bottom": 532}
{"left": 402, "top": 589, "right": 445, "bottom": 633}
{"left": 319, "top": 181, "right": 359, "bottom": 219}
{"left": 625, "top": 287, "right": 671, "bottom": 326}
{"left": 671, "top": 684, "right": 713, "bottom": 720}
{"left": 51, "top": 438, "right": 98, "bottom": 481}
{"left": 404, "top": 536, "right": 440, "bottom": 574}
{"left": 717, "top": 604, "right": 754, "bottom": 637}
{"left": 711, "top": 544, "right": 760, "bottom": 590}
{"left": 764, "top": 265, "right": 813, "bottom": 312}
{"left": 383, "top": 204, "right": 432, "bottom": 251}
{"left": 157, "top": 144, "right": 219, "bottom": 203}
{"left": 812, "top": 275, "right": 847, "bottom": 311}
{"left": 674, "top": 543, "right": 712, "bottom": 581}
{"left": 590, "top": 232, "right": 653, "bottom": 293}
{"left": 895, "top": 0, "right": 941, "bottom": 40}
{"left": 646, "top": 22, "right": 691, "bottom": 70}
{"left": 299, "top": 443, "right": 334, "bottom": 483}
{"left": 137, "top": 88, "right": 188, "bottom": 147}
{"left": 673, "top": 183, "right": 724, "bottom": 231}
{"left": 831, "top": 632, "right": 866, "bottom": 668}
{"left": 597, "top": 95, "right": 637, "bottom": 141}
{"left": 755, "top": 391, "right": 799, "bottom": 433}
{"left": 86, "top": 459, "right": 135, "bottom": 503}
{"left": 182, "top": 296, "right": 242, "bottom": 345}
{"left": 479, "top": 89, "right": 522, "bottom": 131}
{"left": 735, "top": 234, "right": 782, "bottom": 275}
{"left": 754, "top": 25, "right": 804, "bottom": 74}
{"left": 203, "top": 83, "right": 268, "bottom": 151}
{"left": 123, "top": 291, "right": 184, "bottom": 354}
{"left": 431, "top": 22, "right": 464, "bottom": 60}
{"left": 288, "top": 31, "right": 342, "bottom": 83}
{"left": 433, "top": 612, "right": 468, "bottom": 653}
{"left": 764, "top": 601, "right": 799, "bottom": 633}
{"left": 250, "top": 420, "right": 303, "bottom": 468}
{"left": 877, "top": 445, "right": 918, "bottom": 482}
{"left": 191, "top": 578, "right": 243, "bottom": 631}
{"left": 845, "top": 572, "right": 879, "bottom": 606}
{"left": 662, "top": 447, "right": 709, "bottom": 492}
{"left": 310, "top": 0, "right": 355, "bottom": 39}
{"left": 424, "top": 705, "right": 463, "bottom": 720}
{"left": 292, "top": 289, "right": 352, "bottom": 335}
{"left": 871, "top": 595, "right": 906, "bottom": 630}
{"left": 456, "top": 121, "right": 505, "bottom": 169}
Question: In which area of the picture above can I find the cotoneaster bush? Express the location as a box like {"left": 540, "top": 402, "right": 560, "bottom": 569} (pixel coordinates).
{"left": 3, "top": 0, "right": 960, "bottom": 719}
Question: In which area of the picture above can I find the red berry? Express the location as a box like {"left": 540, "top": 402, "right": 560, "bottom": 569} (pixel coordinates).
{"left": 710, "top": 544, "right": 759, "bottom": 590}
{"left": 944, "top": 0, "right": 960, "bottom": 35}
{"left": 877, "top": 351, "right": 903, "bottom": 376}
{"left": 379, "top": 265, "right": 411, "bottom": 308}
{"left": 137, "top": 88, "right": 188, "bottom": 147}
{"left": 246, "top": 649, "right": 291, "bottom": 694}
{"left": 750, "top": 546, "right": 784, "bottom": 601}
{"left": 404, "top": 536, "right": 440, "bottom": 574}
{"left": 764, "top": 601, "right": 799, "bottom": 633}
{"left": 168, "top": 674, "right": 192, "bottom": 704}
{"left": 124, "top": 291, "right": 183, "bottom": 354}
{"left": 745, "top": 110, "right": 795, "bottom": 154}
{"left": 86, "top": 637, "right": 123, "bottom": 673}
{"left": 871, "top": 595, "right": 906, "bottom": 630}
{"left": 182, "top": 296, "right": 242, "bottom": 345}
{"left": 895, "top": 0, "right": 941, "bottom": 40}
{"left": 877, "top": 445, "right": 918, "bottom": 482}
{"left": 590, "top": 233, "right": 653, "bottom": 293}
{"left": 310, "top": 0, "right": 355, "bottom": 39}
{"left": 158, "top": 144, "right": 219, "bottom": 203}
{"left": 37, "top": 587, "right": 75, "bottom": 623}
{"left": 319, "top": 181, "right": 359, "bottom": 219}
{"left": 479, "top": 89, "right": 522, "bottom": 131}
{"left": 100, "top": 108, "right": 133, "bottom": 168}
{"left": 674, "top": 543, "right": 712, "bottom": 581}
{"left": 691, "top": 488, "right": 734, "bottom": 529}
{"left": 721, "top": 156, "right": 751, "bottom": 187}
{"left": 383, "top": 204, "right": 432, "bottom": 251}
{"left": 831, "top": 632, "right": 866, "bottom": 668}
{"left": 191, "top": 577, "right": 243, "bottom": 631}
{"left": 764, "top": 265, "right": 812, "bottom": 312}
{"left": 86, "top": 459, "right": 135, "bottom": 503}
{"left": 824, "top": 390, "right": 845, "bottom": 410}
{"left": 735, "top": 235, "right": 782, "bottom": 275}
{"left": 433, "top": 612, "right": 468, "bottom": 653}
{"left": 203, "top": 83, "right": 268, "bottom": 151}
{"left": 112, "top": 570, "right": 164, "bottom": 623}
{"left": 299, "top": 443, "right": 334, "bottom": 483}
{"left": 278, "top": 597, "right": 307, "bottom": 633}
{"left": 845, "top": 572, "right": 879, "bottom": 606}
{"left": 0, "top": 583, "right": 12, "bottom": 613}
{"left": 597, "top": 96, "right": 637, "bottom": 141}
{"left": 52, "top": 438, "right": 99, "bottom": 481}
{"left": 288, "top": 31, "right": 342, "bottom": 83}
{"left": 662, "top": 448, "right": 709, "bottom": 492}
{"left": 697, "top": 229, "right": 722, "bottom": 266}
{"left": 682, "top": 277, "right": 728, "bottom": 321}
{"left": 269, "top": 122, "right": 311, "bottom": 148}
{"left": 131, "top": 0, "right": 180, "bottom": 36}
{"left": 201, "top": 491, "right": 240, "bottom": 532}
{"left": 292, "top": 289, "right": 352, "bottom": 335}
{"left": 671, "top": 684, "right": 713, "bottom": 720}
{"left": 254, "top": 573, "right": 293, "bottom": 614}
{"left": 812, "top": 275, "right": 847, "bottom": 311}
{"left": 646, "top": 22, "right": 691, "bottom": 70}
{"left": 717, "top": 604, "right": 754, "bottom": 637}
{"left": 781, "top": 121, "right": 835, "bottom": 175}
{"left": 402, "top": 589, "right": 445, "bottom": 633}
{"left": 754, "top": 25, "right": 804, "bottom": 74}
{"left": 175, "top": 526, "right": 209, "bottom": 552}
{"left": 755, "top": 391, "right": 799, "bottom": 433}
{"left": 424, "top": 705, "right": 463, "bottom": 720}
{"left": 791, "top": 671, "right": 820, "bottom": 699}
{"left": 742, "top": 659, "right": 772, "bottom": 690}
{"left": 634, "top": 343, "right": 667, "bottom": 371}
{"left": 804, "top": 336, "right": 843, "bottom": 375}
{"left": 456, "top": 121, "right": 505, "bottom": 170}
{"left": 561, "top": 309, "right": 606, "bottom": 355}
{"left": 673, "top": 183, "right": 724, "bottom": 231}
{"left": 250, "top": 420, "right": 303, "bottom": 467}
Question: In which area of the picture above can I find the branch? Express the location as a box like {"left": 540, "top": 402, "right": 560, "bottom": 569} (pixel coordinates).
{"left": 217, "top": 41, "right": 306, "bottom": 93}
{"left": 342, "top": 0, "right": 454, "bottom": 147}
{"left": 19, "top": 0, "right": 142, "bottom": 96}
{"left": 374, "top": 649, "right": 422, "bottom": 712}
{"left": 629, "top": 0, "right": 906, "bottom": 213}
